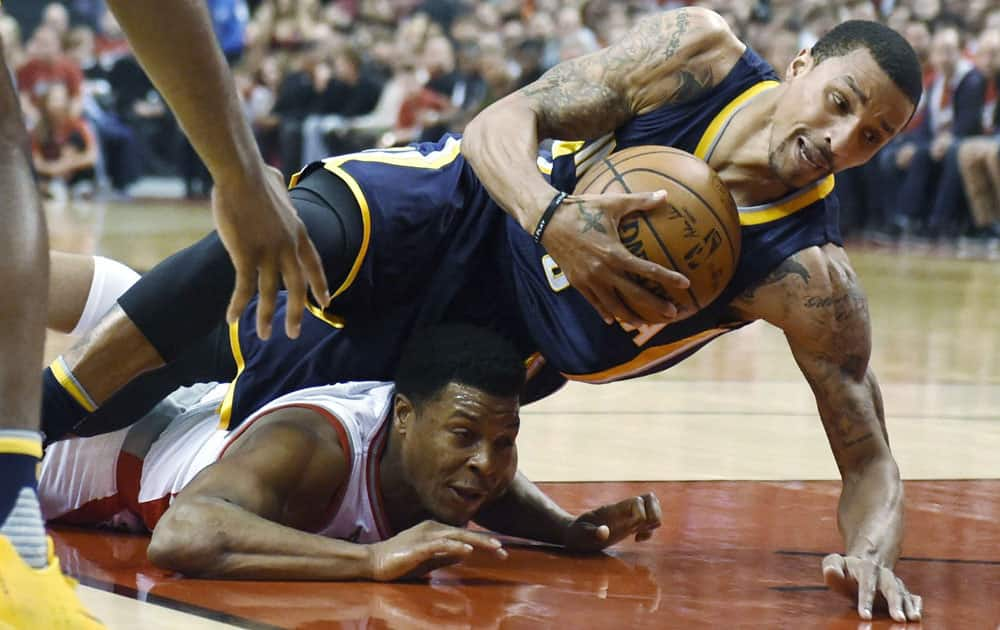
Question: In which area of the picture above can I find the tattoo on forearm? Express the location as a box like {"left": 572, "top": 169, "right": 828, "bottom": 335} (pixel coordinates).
{"left": 578, "top": 201, "right": 607, "bottom": 234}
{"left": 742, "top": 256, "right": 811, "bottom": 299}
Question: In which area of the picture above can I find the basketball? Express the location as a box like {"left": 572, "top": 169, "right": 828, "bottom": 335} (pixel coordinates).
{"left": 574, "top": 146, "right": 742, "bottom": 315}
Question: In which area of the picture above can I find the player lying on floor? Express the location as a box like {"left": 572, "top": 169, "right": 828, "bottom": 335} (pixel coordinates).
{"left": 41, "top": 255, "right": 660, "bottom": 580}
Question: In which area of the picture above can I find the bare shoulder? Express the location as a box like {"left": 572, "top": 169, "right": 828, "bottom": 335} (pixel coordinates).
{"left": 517, "top": 7, "right": 745, "bottom": 140}
{"left": 616, "top": 7, "right": 746, "bottom": 113}
{"left": 223, "top": 405, "right": 351, "bottom": 490}
{"left": 732, "top": 245, "right": 870, "bottom": 352}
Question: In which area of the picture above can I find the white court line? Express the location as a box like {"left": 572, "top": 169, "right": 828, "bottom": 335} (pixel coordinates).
{"left": 77, "top": 585, "right": 244, "bottom": 630}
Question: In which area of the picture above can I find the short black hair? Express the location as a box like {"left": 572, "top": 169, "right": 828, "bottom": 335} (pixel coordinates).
{"left": 394, "top": 324, "right": 526, "bottom": 406}
{"left": 811, "top": 20, "right": 923, "bottom": 108}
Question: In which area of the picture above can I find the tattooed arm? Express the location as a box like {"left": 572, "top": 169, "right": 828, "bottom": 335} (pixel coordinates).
{"left": 734, "top": 245, "right": 922, "bottom": 622}
{"left": 463, "top": 7, "right": 744, "bottom": 328}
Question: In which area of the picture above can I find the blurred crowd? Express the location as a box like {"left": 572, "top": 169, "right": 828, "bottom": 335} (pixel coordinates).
{"left": 2, "top": 0, "right": 999, "bottom": 244}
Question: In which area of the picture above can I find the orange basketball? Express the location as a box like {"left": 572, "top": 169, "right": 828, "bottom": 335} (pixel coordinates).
{"left": 574, "top": 146, "right": 741, "bottom": 315}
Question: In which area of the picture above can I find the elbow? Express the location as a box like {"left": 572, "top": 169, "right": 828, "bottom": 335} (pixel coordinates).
{"left": 148, "top": 500, "right": 228, "bottom": 577}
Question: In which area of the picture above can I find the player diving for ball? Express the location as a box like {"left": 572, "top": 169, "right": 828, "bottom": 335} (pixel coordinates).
{"left": 41, "top": 253, "right": 661, "bottom": 580}
{"left": 43, "top": 12, "right": 922, "bottom": 620}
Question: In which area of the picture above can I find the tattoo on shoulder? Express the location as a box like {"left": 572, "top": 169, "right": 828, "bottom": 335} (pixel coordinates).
{"left": 664, "top": 9, "right": 690, "bottom": 60}
{"left": 668, "top": 68, "right": 714, "bottom": 104}
{"left": 741, "top": 257, "right": 811, "bottom": 300}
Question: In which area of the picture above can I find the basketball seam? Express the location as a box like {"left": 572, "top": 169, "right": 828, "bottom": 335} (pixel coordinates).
{"left": 601, "top": 158, "right": 703, "bottom": 311}
{"left": 611, "top": 166, "right": 739, "bottom": 263}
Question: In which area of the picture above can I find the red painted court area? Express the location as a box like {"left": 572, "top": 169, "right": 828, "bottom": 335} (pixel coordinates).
{"left": 53, "top": 481, "right": 1000, "bottom": 629}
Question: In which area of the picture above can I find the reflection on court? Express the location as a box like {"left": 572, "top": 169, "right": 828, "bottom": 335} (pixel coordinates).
{"left": 45, "top": 199, "right": 1000, "bottom": 628}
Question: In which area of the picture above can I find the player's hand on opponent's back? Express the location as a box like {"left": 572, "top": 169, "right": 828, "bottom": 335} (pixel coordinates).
{"left": 822, "top": 553, "right": 922, "bottom": 622}
{"left": 541, "top": 191, "right": 689, "bottom": 328}
{"left": 562, "top": 493, "right": 662, "bottom": 553}
{"left": 368, "top": 520, "right": 507, "bottom": 581}
{"left": 212, "top": 165, "right": 330, "bottom": 340}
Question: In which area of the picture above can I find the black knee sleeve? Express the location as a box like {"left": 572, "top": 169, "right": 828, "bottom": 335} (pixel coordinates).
{"left": 118, "top": 166, "right": 364, "bottom": 362}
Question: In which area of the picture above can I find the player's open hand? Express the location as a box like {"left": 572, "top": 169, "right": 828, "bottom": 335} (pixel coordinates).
{"left": 212, "top": 165, "right": 329, "bottom": 340}
{"left": 540, "top": 191, "right": 689, "bottom": 328}
{"left": 563, "top": 493, "right": 662, "bottom": 553}
{"left": 822, "top": 553, "right": 922, "bottom": 622}
{"left": 368, "top": 520, "right": 507, "bottom": 581}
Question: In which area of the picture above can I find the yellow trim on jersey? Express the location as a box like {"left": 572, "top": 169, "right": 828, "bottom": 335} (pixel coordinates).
{"left": 552, "top": 140, "right": 585, "bottom": 159}
{"left": 738, "top": 175, "right": 836, "bottom": 226}
{"left": 0, "top": 437, "right": 42, "bottom": 459}
{"left": 49, "top": 358, "right": 96, "bottom": 413}
{"left": 217, "top": 320, "right": 245, "bottom": 430}
{"left": 325, "top": 136, "right": 463, "bottom": 170}
{"left": 562, "top": 327, "right": 730, "bottom": 384}
{"left": 694, "top": 80, "right": 780, "bottom": 160}
{"left": 537, "top": 156, "right": 553, "bottom": 175}
{"left": 305, "top": 303, "right": 345, "bottom": 328}
{"left": 316, "top": 164, "right": 372, "bottom": 300}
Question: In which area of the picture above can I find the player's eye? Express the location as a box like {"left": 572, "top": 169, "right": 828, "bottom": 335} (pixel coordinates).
{"left": 831, "top": 92, "right": 849, "bottom": 113}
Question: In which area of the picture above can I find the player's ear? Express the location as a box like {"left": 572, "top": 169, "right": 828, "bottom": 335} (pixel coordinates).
{"left": 393, "top": 393, "right": 415, "bottom": 436}
{"left": 786, "top": 48, "right": 814, "bottom": 81}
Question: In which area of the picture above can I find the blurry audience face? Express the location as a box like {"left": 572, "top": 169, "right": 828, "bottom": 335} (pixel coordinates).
{"left": 43, "top": 3, "right": 70, "bottom": 36}
{"left": 66, "top": 28, "right": 95, "bottom": 65}
{"left": 557, "top": 7, "right": 582, "bottom": 34}
{"left": 888, "top": 6, "right": 912, "bottom": 34}
{"left": 28, "top": 26, "right": 62, "bottom": 62}
{"left": 765, "top": 29, "right": 801, "bottom": 73}
{"left": 904, "top": 21, "right": 932, "bottom": 64}
{"left": 527, "top": 12, "right": 555, "bottom": 41}
{"left": 43, "top": 83, "right": 71, "bottom": 122}
{"left": 975, "top": 29, "right": 1000, "bottom": 76}
{"left": 502, "top": 20, "right": 526, "bottom": 48}
{"left": 333, "top": 51, "right": 361, "bottom": 84}
{"left": 929, "top": 27, "right": 962, "bottom": 78}
{"left": 986, "top": 10, "right": 1000, "bottom": 32}
{"left": 100, "top": 10, "right": 124, "bottom": 40}
{"left": 912, "top": 0, "right": 941, "bottom": 23}
{"left": 423, "top": 36, "right": 456, "bottom": 77}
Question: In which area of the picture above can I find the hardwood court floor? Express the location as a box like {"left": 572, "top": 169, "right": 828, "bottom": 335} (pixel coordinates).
{"left": 43, "top": 199, "right": 1000, "bottom": 628}
{"left": 54, "top": 480, "right": 1000, "bottom": 629}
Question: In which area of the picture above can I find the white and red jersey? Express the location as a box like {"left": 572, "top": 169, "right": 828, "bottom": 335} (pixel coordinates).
{"left": 39, "top": 381, "right": 396, "bottom": 543}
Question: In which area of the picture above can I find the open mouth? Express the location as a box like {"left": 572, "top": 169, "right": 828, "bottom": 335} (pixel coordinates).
{"left": 449, "top": 485, "right": 487, "bottom": 505}
{"left": 797, "top": 136, "right": 826, "bottom": 171}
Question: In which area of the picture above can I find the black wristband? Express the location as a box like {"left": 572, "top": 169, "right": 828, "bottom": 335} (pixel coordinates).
{"left": 532, "top": 191, "right": 568, "bottom": 244}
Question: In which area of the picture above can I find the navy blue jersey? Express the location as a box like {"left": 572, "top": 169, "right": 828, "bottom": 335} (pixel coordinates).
{"left": 507, "top": 46, "right": 842, "bottom": 385}
{"left": 221, "top": 46, "right": 842, "bottom": 426}
{"left": 220, "top": 136, "right": 531, "bottom": 427}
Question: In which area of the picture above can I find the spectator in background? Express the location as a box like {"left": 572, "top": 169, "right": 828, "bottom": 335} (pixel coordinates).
{"left": 956, "top": 28, "right": 1000, "bottom": 241}
{"left": 31, "top": 82, "right": 98, "bottom": 199}
{"left": 94, "top": 9, "right": 130, "bottom": 61}
{"left": 65, "top": 24, "right": 141, "bottom": 195}
{"left": 17, "top": 25, "right": 85, "bottom": 122}
{"left": 208, "top": 0, "right": 250, "bottom": 64}
{"left": 42, "top": 3, "right": 71, "bottom": 43}
{"left": 882, "top": 22, "right": 985, "bottom": 237}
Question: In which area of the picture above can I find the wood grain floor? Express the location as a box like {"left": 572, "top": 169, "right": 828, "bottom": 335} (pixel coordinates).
{"left": 41, "top": 197, "right": 1000, "bottom": 628}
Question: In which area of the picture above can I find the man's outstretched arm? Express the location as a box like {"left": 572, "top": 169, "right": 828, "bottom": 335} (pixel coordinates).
{"left": 462, "top": 7, "right": 742, "bottom": 328}
{"left": 739, "top": 246, "right": 921, "bottom": 622}
{"left": 104, "top": 0, "right": 328, "bottom": 338}
{"left": 148, "top": 408, "right": 502, "bottom": 581}
{"left": 475, "top": 471, "right": 661, "bottom": 552}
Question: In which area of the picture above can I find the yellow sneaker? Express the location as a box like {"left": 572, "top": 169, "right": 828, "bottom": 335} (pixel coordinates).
{"left": 0, "top": 535, "right": 106, "bottom": 629}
